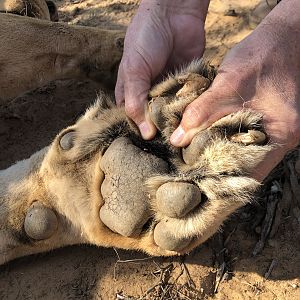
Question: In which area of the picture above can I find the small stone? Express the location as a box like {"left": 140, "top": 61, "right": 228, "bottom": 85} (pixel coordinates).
{"left": 224, "top": 9, "right": 238, "bottom": 17}
{"left": 255, "top": 226, "right": 261, "bottom": 234}
{"left": 267, "top": 239, "right": 278, "bottom": 248}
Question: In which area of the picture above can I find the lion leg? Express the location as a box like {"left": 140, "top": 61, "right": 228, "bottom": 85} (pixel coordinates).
{"left": 0, "top": 0, "right": 58, "bottom": 20}
{"left": 0, "top": 58, "right": 277, "bottom": 262}
{"left": 0, "top": 94, "right": 176, "bottom": 265}
{"left": 0, "top": 13, "right": 124, "bottom": 102}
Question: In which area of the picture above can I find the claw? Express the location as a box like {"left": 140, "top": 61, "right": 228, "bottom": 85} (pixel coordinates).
{"left": 230, "top": 130, "right": 266, "bottom": 145}
{"left": 148, "top": 97, "right": 167, "bottom": 131}
{"left": 182, "top": 131, "right": 213, "bottom": 165}
{"left": 176, "top": 73, "right": 210, "bottom": 97}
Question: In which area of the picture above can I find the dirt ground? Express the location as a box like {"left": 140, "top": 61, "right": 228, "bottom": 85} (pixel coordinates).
{"left": 0, "top": 0, "right": 300, "bottom": 299}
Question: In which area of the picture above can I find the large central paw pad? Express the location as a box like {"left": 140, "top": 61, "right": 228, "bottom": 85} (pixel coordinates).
{"left": 99, "top": 137, "right": 169, "bottom": 236}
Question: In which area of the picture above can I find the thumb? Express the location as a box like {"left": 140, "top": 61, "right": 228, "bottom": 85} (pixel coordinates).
{"left": 124, "top": 76, "right": 157, "bottom": 140}
{"left": 170, "top": 86, "right": 243, "bottom": 147}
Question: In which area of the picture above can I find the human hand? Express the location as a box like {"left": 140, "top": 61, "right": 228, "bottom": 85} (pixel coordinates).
{"left": 170, "top": 0, "right": 300, "bottom": 181}
{"left": 115, "top": 0, "right": 209, "bottom": 139}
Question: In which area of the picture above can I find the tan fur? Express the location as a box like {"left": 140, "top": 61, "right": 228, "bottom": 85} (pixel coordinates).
{"left": 0, "top": 58, "right": 274, "bottom": 264}
{"left": 0, "top": 97, "right": 178, "bottom": 265}
{"left": 149, "top": 59, "right": 215, "bottom": 98}
{"left": 0, "top": 2, "right": 124, "bottom": 101}
{"left": 0, "top": 4, "right": 274, "bottom": 263}
{"left": 0, "top": 0, "right": 51, "bottom": 19}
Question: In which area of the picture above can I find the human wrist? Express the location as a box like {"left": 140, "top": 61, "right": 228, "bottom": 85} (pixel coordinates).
{"left": 271, "top": 0, "right": 300, "bottom": 26}
{"left": 256, "top": 0, "right": 300, "bottom": 65}
{"left": 250, "top": 1, "right": 300, "bottom": 144}
{"left": 139, "top": 0, "right": 210, "bottom": 21}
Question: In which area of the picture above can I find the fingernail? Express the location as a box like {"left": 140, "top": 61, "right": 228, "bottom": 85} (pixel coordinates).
{"left": 139, "top": 121, "right": 153, "bottom": 140}
{"left": 170, "top": 126, "right": 185, "bottom": 146}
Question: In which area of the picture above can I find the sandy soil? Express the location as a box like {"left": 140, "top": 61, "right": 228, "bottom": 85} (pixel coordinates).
{"left": 0, "top": 0, "right": 299, "bottom": 299}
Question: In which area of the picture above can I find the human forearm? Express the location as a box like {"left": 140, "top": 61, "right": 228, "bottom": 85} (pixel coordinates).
{"left": 257, "top": 0, "right": 300, "bottom": 64}
{"left": 269, "top": 0, "right": 300, "bottom": 28}
{"left": 170, "top": 0, "right": 300, "bottom": 182}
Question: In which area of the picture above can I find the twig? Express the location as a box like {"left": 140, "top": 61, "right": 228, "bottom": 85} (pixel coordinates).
{"left": 253, "top": 182, "right": 280, "bottom": 256}
{"left": 113, "top": 248, "right": 153, "bottom": 280}
{"left": 214, "top": 262, "right": 226, "bottom": 294}
{"left": 224, "top": 226, "right": 237, "bottom": 246}
{"left": 173, "top": 263, "right": 184, "bottom": 284}
{"left": 240, "top": 280, "right": 263, "bottom": 296}
{"left": 264, "top": 259, "right": 277, "bottom": 279}
{"left": 181, "top": 263, "right": 196, "bottom": 289}
{"left": 270, "top": 163, "right": 292, "bottom": 237}
{"left": 211, "top": 232, "right": 229, "bottom": 293}
{"left": 176, "top": 289, "right": 193, "bottom": 300}
{"left": 287, "top": 160, "right": 300, "bottom": 207}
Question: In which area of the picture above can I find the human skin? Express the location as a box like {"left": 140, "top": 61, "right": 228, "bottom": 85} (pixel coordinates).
{"left": 115, "top": 0, "right": 209, "bottom": 139}
{"left": 170, "top": 0, "right": 300, "bottom": 180}
{"left": 117, "top": 0, "right": 300, "bottom": 181}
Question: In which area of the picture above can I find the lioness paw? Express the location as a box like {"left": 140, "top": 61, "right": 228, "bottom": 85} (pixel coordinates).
{"left": 0, "top": 60, "right": 274, "bottom": 264}
{"left": 96, "top": 60, "right": 272, "bottom": 254}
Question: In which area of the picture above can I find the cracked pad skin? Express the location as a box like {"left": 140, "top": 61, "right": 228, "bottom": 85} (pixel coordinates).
{"left": 0, "top": 59, "right": 274, "bottom": 265}
{"left": 100, "top": 137, "right": 168, "bottom": 236}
